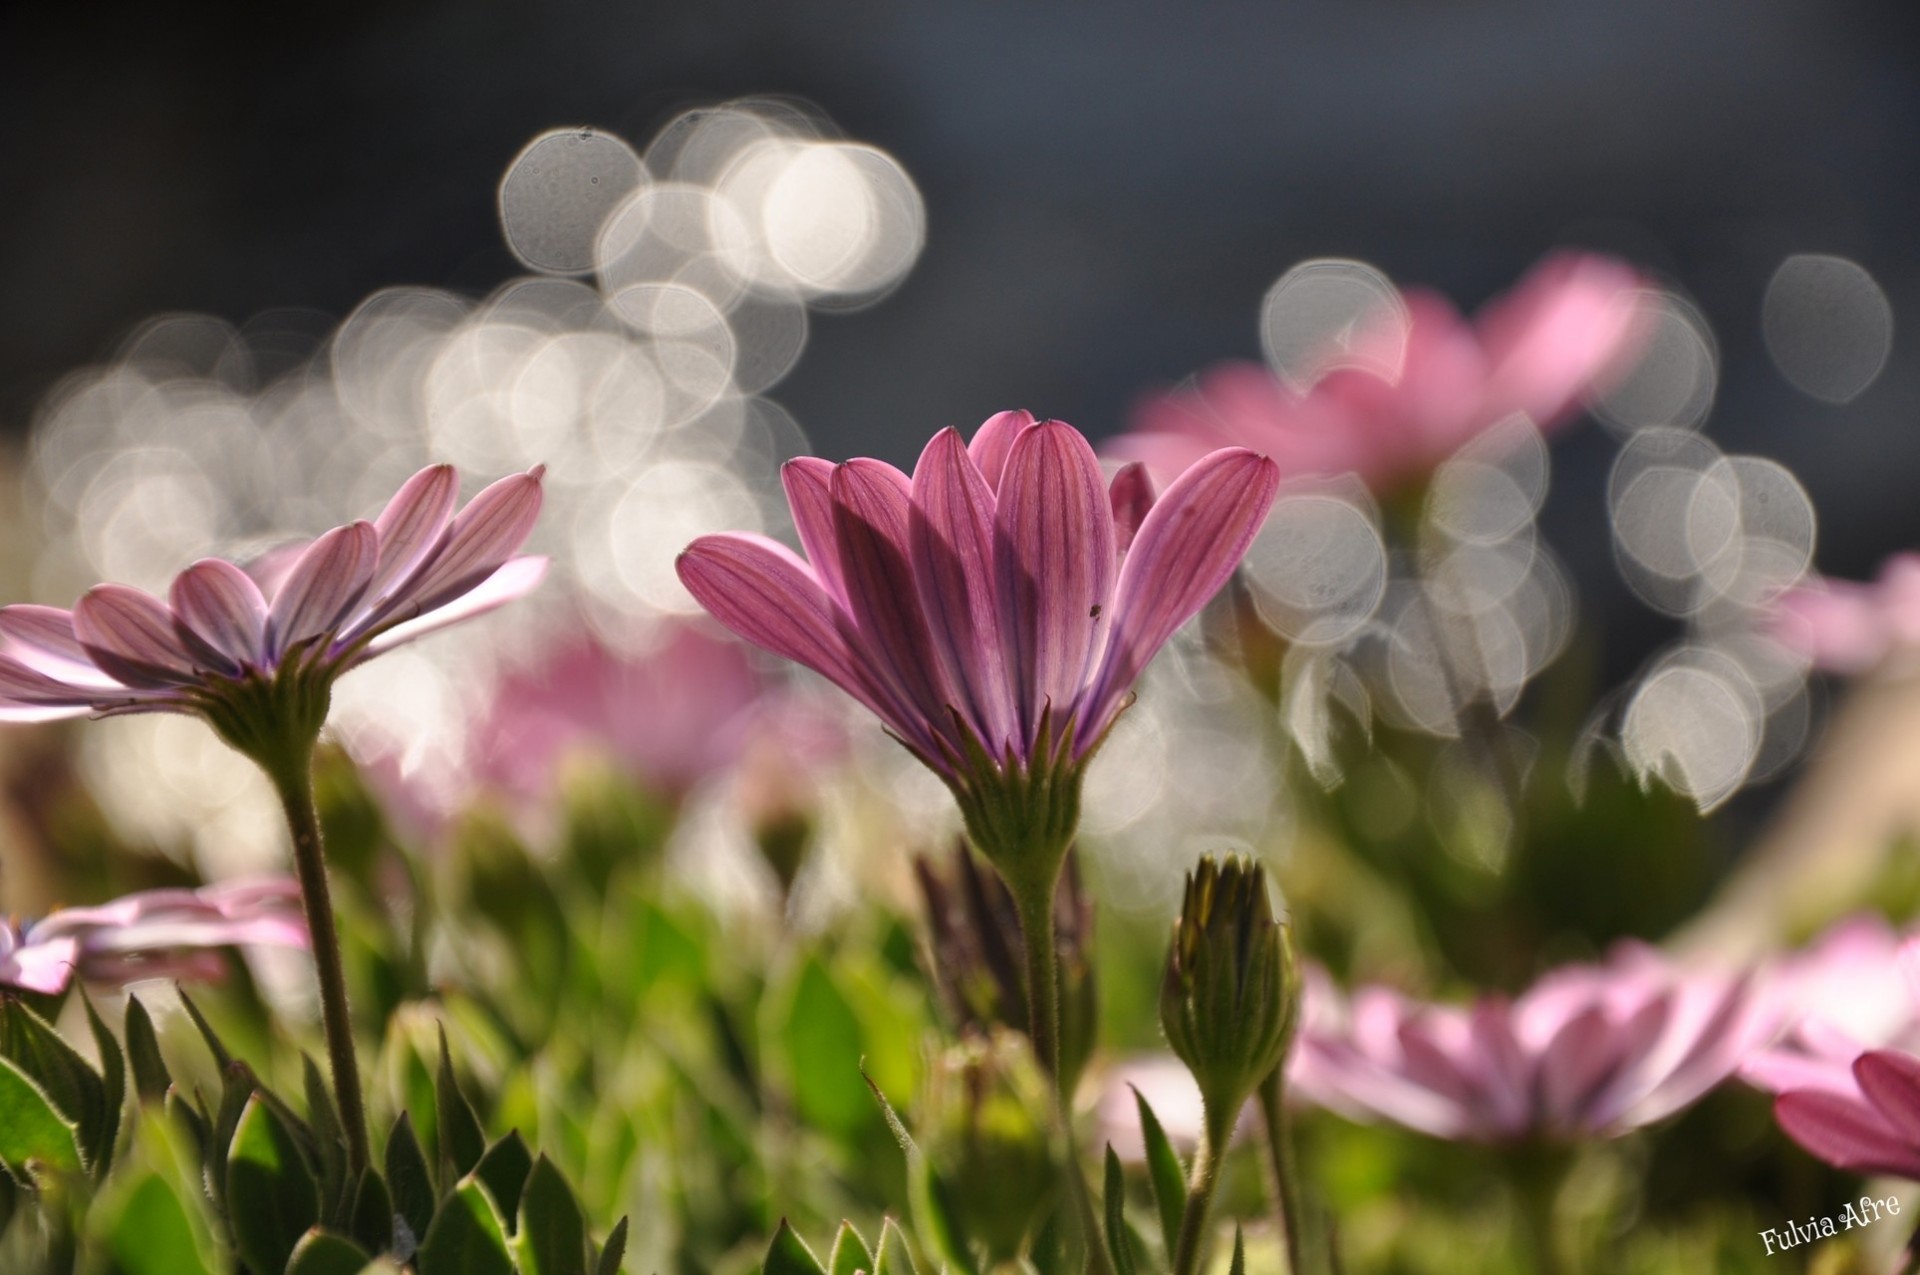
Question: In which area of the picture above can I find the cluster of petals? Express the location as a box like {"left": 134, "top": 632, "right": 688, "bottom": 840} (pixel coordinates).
{"left": 0, "top": 464, "right": 547, "bottom": 721}
{"left": 1768, "top": 552, "right": 1920, "bottom": 674}
{"left": 676, "top": 412, "right": 1279, "bottom": 779}
{"left": 1290, "top": 944, "right": 1771, "bottom": 1143}
{"left": 1116, "top": 253, "right": 1648, "bottom": 493}
{"left": 1742, "top": 915, "right": 1920, "bottom": 1098}
{"left": 0, "top": 877, "right": 308, "bottom": 995}
{"left": 1768, "top": 930, "right": 1920, "bottom": 1180}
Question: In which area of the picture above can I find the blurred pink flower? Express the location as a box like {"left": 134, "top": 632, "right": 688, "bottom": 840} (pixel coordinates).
{"left": 1291, "top": 944, "right": 1770, "bottom": 1143}
{"left": 676, "top": 413, "right": 1278, "bottom": 785}
{"left": 468, "top": 622, "right": 767, "bottom": 805}
{"left": 1768, "top": 553, "right": 1920, "bottom": 674}
{"left": 1743, "top": 915, "right": 1920, "bottom": 1098}
{"left": 0, "top": 464, "right": 547, "bottom": 723}
{"left": 1117, "top": 253, "right": 1647, "bottom": 493}
{"left": 1, "top": 877, "right": 308, "bottom": 995}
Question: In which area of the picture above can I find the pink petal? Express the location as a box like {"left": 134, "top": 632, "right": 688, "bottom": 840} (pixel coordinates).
{"left": 169, "top": 559, "right": 270, "bottom": 672}
{"left": 1856, "top": 1050, "right": 1920, "bottom": 1144}
{"left": 1478, "top": 253, "right": 1647, "bottom": 428}
{"left": 72, "top": 584, "right": 198, "bottom": 688}
{"left": 1109, "top": 462, "right": 1157, "bottom": 557}
{"left": 910, "top": 428, "right": 1016, "bottom": 753}
{"left": 831, "top": 460, "right": 957, "bottom": 739}
{"left": 0, "top": 935, "right": 78, "bottom": 995}
{"left": 391, "top": 466, "right": 546, "bottom": 620}
{"left": 268, "top": 520, "right": 380, "bottom": 658}
{"left": 781, "top": 457, "right": 849, "bottom": 605}
{"left": 994, "top": 421, "right": 1116, "bottom": 744}
{"left": 968, "top": 409, "right": 1035, "bottom": 493}
{"left": 1086, "top": 448, "right": 1279, "bottom": 739}
{"left": 363, "top": 556, "right": 549, "bottom": 656}
{"left": 365, "top": 463, "right": 460, "bottom": 608}
{"left": 0, "top": 605, "right": 122, "bottom": 689}
{"left": 0, "top": 652, "right": 169, "bottom": 720}
{"left": 677, "top": 533, "right": 928, "bottom": 754}
{"left": 1777, "top": 1088, "right": 1920, "bottom": 1179}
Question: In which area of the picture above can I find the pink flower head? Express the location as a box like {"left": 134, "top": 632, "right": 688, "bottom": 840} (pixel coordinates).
{"left": 0, "top": 464, "right": 547, "bottom": 726}
{"left": 469, "top": 621, "right": 766, "bottom": 806}
{"left": 1291, "top": 944, "right": 1770, "bottom": 1144}
{"left": 676, "top": 413, "right": 1279, "bottom": 797}
{"left": 1743, "top": 915, "right": 1920, "bottom": 1098}
{"left": 1, "top": 877, "right": 308, "bottom": 996}
{"left": 1118, "top": 253, "right": 1648, "bottom": 494}
{"left": 1772, "top": 934, "right": 1920, "bottom": 1179}
{"left": 1768, "top": 553, "right": 1920, "bottom": 674}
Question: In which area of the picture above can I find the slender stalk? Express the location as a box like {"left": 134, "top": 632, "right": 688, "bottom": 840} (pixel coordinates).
{"left": 1257, "top": 1068, "right": 1308, "bottom": 1275}
{"left": 1510, "top": 1152, "right": 1567, "bottom": 1275}
{"left": 269, "top": 754, "right": 371, "bottom": 1177}
{"left": 1171, "top": 1111, "right": 1229, "bottom": 1275}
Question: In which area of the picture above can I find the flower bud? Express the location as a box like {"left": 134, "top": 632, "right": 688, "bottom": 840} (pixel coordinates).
{"left": 920, "top": 1029, "right": 1062, "bottom": 1266}
{"left": 916, "top": 843, "right": 1097, "bottom": 1095}
{"left": 1159, "top": 855, "right": 1300, "bottom": 1144}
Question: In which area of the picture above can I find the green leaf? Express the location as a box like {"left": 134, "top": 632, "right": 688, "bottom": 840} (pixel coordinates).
{"left": 436, "top": 1024, "right": 486, "bottom": 1182}
{"left": 384, "top": 1111, "right": 435, "bottom": 1255}
{"left": 176, "top": 988, "right": 233, "bottom": 1071}
{"left": 81, "top": 991, "right": 126, "bottom": 1179}
{"left": 97, "top": 1171, "right": 210, "bottom": 1275}
{"left": 475, "top": 1130, "right": 533, "bottom": 1235}
{"left": 827, "top": 1220, "right": 874, "bottom": 1275}
{"left": 1104, "top": 1146, "right": 1138, "bottom": 1275}
{"left": 873, "top": 1218, "right": 918, "bottom": 1275}
{"left": 124, "top": 995, "right": 172, "bottom": 1104}
{"left": 226, "top": 1094, "right": 321, "bottom": 1275}
{"left": 0, "top": 1169, "right": 14, "bottom": 1239}
{"left": 593, "top": 1216, "right": 629, "bottom": 1275}
{"left": 515, "top": 1154, "right": 588, "bottom": 1275}
{"left": 776, "top": 956, "right": 871, "bottom": 1137}
{"left": 287, "top": 1228, "right": 374, "bottom": 1275}
{"left": 416, "top": 1176, "right": 514, "bottom": 1275}
{"left": 1131, "top": 1086, "right": 1186, "bottom": 1260}
{"left": 863, "top": 1071, "right": 974, "bottom": 1275}
{"left": 0, "top": 1054, "right": 84, "bottom": 1180}
{"left": 764, "top": 1218, "right": 828, "bottom": 1275}
{"left": 1228, "top": 1226, "right": 1246, "bottom": 1275}
{"left": 350, "top": 1167, "right": 393, "bottom": 1257}
{"left": 0, "top": 997, "right": 110, "bottom": 1177}
{"left": 304, "top": 1055, "right": 351, "bottom": 1223}
{"left": 208, "top": 1063, "right": 257, "bottom": 1219}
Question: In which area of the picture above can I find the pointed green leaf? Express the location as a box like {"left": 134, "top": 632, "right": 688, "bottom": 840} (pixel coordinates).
{"left": 176, "top": 988, "right": 233, "bottom": 1071}
{"left": 828, "top": 1220, "right": 875, "bottom": 1275}
{"left": 1130, "top": 1086, "right": 1186, "bottom": 1260}
{"left": 436, "top": 1025, "right": 485, "bottom": 1181}
{"left": 1029, "top": 1208, "right": 1070, "bottom": 1275}
{"left": 81, "top": 991, "right": 126, "bottom": 1179}
{"left": 227, "top": 1094, "right": 321, "bottom": 1275}
{"left": 165, "top": 1085, "right": 210, "bottom": 1162}
{"left": 765, "top": 1218, "right": 828, "bottom": 1275}
{"left": 0, "top": 997, "right": 109, "bottom": 1177}
{"left": 304, "top": 1054, "right": 351, "bottom": 1222}
{"left": 1104, "top": 1146, "right": 1138, "bottom": 1275}
{"left": 337, "top": 1170, "right": 384, "bottom": 1257}
{"left": 872, "top": 1218, "right": 918, "bottom": 1275}
{"left": 207, "top": 1063, "right": 255, "bottom": 1218}
{"left": 124, "top": 995, "right": 173, "bottom": 1104}
{"left": 777, "top": 956, "right": 871, "bottom": 1137}
{"left": 1228, "top": 1226, "right": 1246, "bottom": 1275}
{"left": 515, "top": 1154, "right": 588, "bottom": 1275}
{"left": 384, "top": 1111, "right": 435, "bottom": 1255}
{"left": 593, "top": 1215, "right": 629, "bottom": 1275}
{"left": 0, "top": 1055, "right": 84, "bottom": 1180}
{"left": 287, "top": 1228, "right": 374, "bottom": 1275}
{"left": 96, "top": 1171, "right": 210, "bottom": 1275}
{"left": 863, "top": 1070, "right": 975, "bottom": 1275}
{"left": 475, "top": 1130, "right": 533, "bottom": 1235}
{"left": 416, "top": 1176, "right": 514, "bottom": 1275}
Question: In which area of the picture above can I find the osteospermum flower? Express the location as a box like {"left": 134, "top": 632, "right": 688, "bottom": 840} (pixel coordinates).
{"left": 676, "top": 412, "right": 1278, "bottom": 864}
{"left": 1291, "top": 944, "right": 1771, "bottom": 1143}
{"left": 1743, "top": 915, "right": 1920, "bottom": 1098}
{"left": 1, "top": 877, "right": 308, "bottom": 996}
{"left": 0, "top": 463, "right": 546, "bottom": 747}
{"left": 1117, "top": 253, "right": 1647, "bottom": 494}
{"left": 1768, "top": 552, "right": 1920, "bottom": 674}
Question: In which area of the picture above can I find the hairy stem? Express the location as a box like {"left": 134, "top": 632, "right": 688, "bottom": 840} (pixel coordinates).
{"left": 1257, "top": 1068, "right": 1308, "bottom": 1275}
{"left": 1172, "top": 1110, "right": 1229, "bottom": 1275}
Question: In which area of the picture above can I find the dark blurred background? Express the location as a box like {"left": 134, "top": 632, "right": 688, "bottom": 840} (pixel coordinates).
{"left": 4, "top": 0, "right": 1918, "bottom": 690}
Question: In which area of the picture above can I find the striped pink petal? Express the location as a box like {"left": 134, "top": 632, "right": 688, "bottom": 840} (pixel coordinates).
{"left": 363, "top": 556, "right": 549, "bottom": 656}
{"left": 397, "top": 466, "right": 546, "bottom": 618}
{"left": 1086, "top": 448, "right": 1279, "bottom": 738}
{"left": 781, "top": 457, "right": 849, "bottom": 606}
{"left": 911, "top": 428, "right": 1016, "bottom": 753}
{"left": 968, "top": 409, "right": 1034, "bottom": 493}
{"left": 1856, "top": 1050, "right": 1920, "bottom": 1144}
{"left": 0, "top": 605, "right": 122, "bottom": 689}
{"left": 0, "top": 652, "right": 113, "bottom": 720}
{"left": 268, "top": 520, "right": 379, "bottom": 658}
{"left": 1109, "top": 462, "right": 1156, "bottom": 556}
{"left": 1777, "top": 1087, "right": 1920, "bottom": 1179}
{"left": 995, "top": 421, "right": 1115, "bottom": 743}
{"left": 365, "top": 463, "right": 460, "bottom": 608}
{"left": 170, "top": 558, "right": 270, "bottom": 672}
{"left": 73, "top": 584, "right": 198, "bottom": 688}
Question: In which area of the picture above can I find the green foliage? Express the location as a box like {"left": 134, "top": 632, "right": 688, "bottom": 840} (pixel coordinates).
{"left": 226, "top": 1095, "right": 321, "bottom": 1275}
{"left": 416, "top": 1177, "right": 514, "bottom": 1275}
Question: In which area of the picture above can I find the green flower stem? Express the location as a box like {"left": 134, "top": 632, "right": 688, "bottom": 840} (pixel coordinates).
{"left": 267, "top": 745, "right": 371, "bottom": 1178}
{"left": 1509, "top": 1148, "right": 1571, "bottom": 1275}
{"left": 1257, "top": 1067, "right": 1307, "bottom": 1275}
{"left": 1171, "top": 1106, "right": 1230, "bottom": 1275}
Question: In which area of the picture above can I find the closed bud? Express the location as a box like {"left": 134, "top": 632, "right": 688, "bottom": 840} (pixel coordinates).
{"left": 921, "top": 1029, "right": 1062, "bottom": 1266}
{"left": 1159, "top": 855, "right": 1299, "bottom": 1146}
{"left": 916, "top": 843, "right": 1097, "bottom": 1096}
